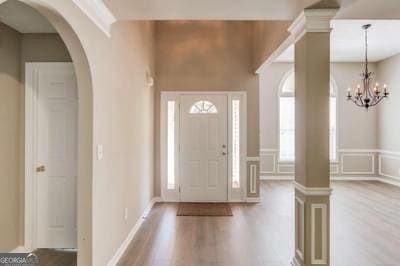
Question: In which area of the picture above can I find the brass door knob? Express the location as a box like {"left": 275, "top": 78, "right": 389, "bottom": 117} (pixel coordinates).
{"left": 36, "top": 165, "right": 46, "bottom": 172}
{"left": 222, "top": 152, "right": 227, "bottom": 156}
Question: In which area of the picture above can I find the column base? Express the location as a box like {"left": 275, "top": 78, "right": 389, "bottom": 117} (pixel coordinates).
{"left": 292, "top": 256, "right": 302, "bottom": 266}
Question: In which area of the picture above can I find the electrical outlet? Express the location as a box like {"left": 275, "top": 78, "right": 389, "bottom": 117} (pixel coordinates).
{"left": 124, "top": 208, "right": 128, "bottom": 221}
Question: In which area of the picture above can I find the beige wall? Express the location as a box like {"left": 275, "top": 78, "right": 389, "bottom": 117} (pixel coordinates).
{"left": 376, "top": 53, "right": 400, "bottom": 182}
{"left": 154, "top": 21, "right": 259, "bottom": 196}
{"left": 0, "top": 22, "right": 21, "bottom": 252}
{"left": 259, "top": 62, "right": 378, "bottom": 178}
{"left": 0, "top": 24, "right": 73, "bottom": 252}
{"left": 253, "top": 21, "right": 291, "bottom": 71}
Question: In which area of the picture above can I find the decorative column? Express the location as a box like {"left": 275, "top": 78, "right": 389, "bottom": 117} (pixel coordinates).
{"left": 289, "top": 8, "right": 338, "bottom": 266}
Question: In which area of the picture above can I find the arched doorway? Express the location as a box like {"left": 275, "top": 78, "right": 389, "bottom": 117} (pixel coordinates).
{"left": 0, "top": 1, "right": 94, "bottom": 265}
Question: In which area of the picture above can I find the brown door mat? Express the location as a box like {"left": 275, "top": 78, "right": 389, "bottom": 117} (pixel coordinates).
{"left": 177, "top": 203, "right": 233, "bottom": 216}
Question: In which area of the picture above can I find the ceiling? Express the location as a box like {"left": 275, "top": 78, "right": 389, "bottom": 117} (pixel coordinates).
{"left": 275, "top": 20, "right": 400, "bottom": 63}
{"left": 0, "top": 0, "right": 56, "bottom": 33}
{"left": 102, "top": 0, "right": 400, "bottom": 20}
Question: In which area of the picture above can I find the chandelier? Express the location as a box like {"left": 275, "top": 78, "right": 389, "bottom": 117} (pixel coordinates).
{"left": 346, "top": 24, "right": 389, "bottom": 109}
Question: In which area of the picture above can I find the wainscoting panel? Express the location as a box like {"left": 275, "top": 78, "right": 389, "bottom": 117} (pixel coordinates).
{"left": 379, "top": 152, "right": 400, "bottom": 180}
{"left": 340, "top": 152, "right": 375, "bottom": 175}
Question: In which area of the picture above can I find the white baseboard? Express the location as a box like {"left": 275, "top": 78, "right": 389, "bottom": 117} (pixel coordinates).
{"left": 10, "top": 246, "right": 29, "bottom": 253}
{"left": 107, "top": 197, "right": 160, "bottom": 266}
{"left": 246, "top": 197, "right": 261, "bottom": 203}
{"left": 377, "top": 176, "right": 400, "bottom": 188}
{"left": 331, "top": 176, "right": 379, "bottom": 181}
{"left": 261, "top": 175, "right": 294, "bottom": 180}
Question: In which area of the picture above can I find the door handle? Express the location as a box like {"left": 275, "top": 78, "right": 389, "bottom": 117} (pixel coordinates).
{"left": 36, "top": 165, "right": 46, "bottom": 172}
{"left": 222, "top": 152, "right": 227, "bottom": 156}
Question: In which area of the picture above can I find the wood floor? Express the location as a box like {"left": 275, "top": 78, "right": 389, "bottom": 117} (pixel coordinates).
{"left": 118, "top": 180, "right": 400, "bottom": 266}
{"left": 33, "top": 249, "right": 77, "bottom": 266}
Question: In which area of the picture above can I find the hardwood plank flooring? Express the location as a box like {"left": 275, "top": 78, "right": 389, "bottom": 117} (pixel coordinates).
{"left": 118, "top": 181, "right": 400, "bottom": 266}
{"left": 33, "top": 249, "right": 77, "bottom": 266}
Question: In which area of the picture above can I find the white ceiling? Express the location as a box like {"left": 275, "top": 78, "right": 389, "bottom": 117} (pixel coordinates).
{"left": 0, "top": 0, "right": 56, "bottom": 33}
{"left": 275, "top": 20, "right": 400, "bottom": 63}
{"left": 102, "top": 0, "right": 400, "bottom": 20}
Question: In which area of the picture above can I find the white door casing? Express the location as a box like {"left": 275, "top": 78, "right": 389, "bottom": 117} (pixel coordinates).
{"left": 179, "top": 95, "right": 228, "bottom": 202}
{"left": 25, "top": 63, "right": 78, "bottom": 250}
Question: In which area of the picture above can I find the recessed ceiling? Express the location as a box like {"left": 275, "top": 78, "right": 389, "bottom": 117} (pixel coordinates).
{"left": 275, "top": 20, "right": 400, "bottom": 63}
{"left": 0, "top": 0, "right": 56, "bottom": 33}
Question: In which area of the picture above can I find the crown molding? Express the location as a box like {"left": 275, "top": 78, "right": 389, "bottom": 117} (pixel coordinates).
{"left": 72, "top": 0, "right": 116, "bottom": 37}
{"left": 288, "top": 8, "right": 339, "bottom": 41}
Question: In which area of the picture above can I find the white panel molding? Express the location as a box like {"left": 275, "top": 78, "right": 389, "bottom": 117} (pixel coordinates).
{"left": 249, "top": 164, "right": 257, "bottom": 194}
{"left": 295, "top": 197, "right": 305, "bottom": 261}
{"left": 330, "top": 164, "right": 339, "bottom": 175}
{"left": 338, "top": 149, "right": 378, "bottom": 153}
{"left": 72, "top": 0, "right": 116, "bottom": 37}
{"left": 340, "top": 153, "right": 375, "bottom": 175}
{"left": 294, "top": 182, "right": 332, "bottom": 196}
{"left": 378, "top": 154, "right": 400, "bottom": 179}
{"left": 247, "top": 157, "right": 260, "bottom": 161}
{"left": 278, "top": 163, "right": 295, "bottom": 174}
{"left": 107, "top": 197, "right": 160, "bottom": 266}
{"left": 311, "top": 204, "right": 328, "bottom": 265}
{"left": 260, "top": 148, "right": 278, "bottom": 153}
{"left": 260, "top": 153, "right": 276, "bottom": 174}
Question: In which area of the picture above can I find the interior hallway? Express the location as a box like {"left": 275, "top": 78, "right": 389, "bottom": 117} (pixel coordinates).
{"left": 118, "top": 180, "right": 400, "bottom": 266}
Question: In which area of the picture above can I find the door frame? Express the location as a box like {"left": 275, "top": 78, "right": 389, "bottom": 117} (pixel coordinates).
{"left": 24, "top": 62, "right": 77, "bottom": 251}
{"left": 160, "top": 91, "right": 247, "bottom": 202}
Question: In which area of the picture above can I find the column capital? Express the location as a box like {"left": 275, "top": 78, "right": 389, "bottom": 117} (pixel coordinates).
{"left": 288, "top": 8, "right": 339, "bottom": 41}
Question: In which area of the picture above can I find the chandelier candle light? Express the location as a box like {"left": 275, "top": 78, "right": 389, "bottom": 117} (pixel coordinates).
{"left": 346, "top": 24, "right": 389, "bottom": 109}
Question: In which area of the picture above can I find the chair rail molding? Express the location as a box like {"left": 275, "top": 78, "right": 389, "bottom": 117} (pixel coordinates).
{"left": 72, "top": 0, "right": 116, "bottom": 37}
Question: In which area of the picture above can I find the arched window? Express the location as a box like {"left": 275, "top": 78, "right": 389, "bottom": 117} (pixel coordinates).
{"left": 189, "top": 100, "right": 218, "bottom": 114}
{"left": 279, "top": 71, "right": 337, "bottom": 161}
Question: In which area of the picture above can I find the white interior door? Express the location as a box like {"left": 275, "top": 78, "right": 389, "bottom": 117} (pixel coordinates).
{"left": 35, "top": 63, "right": 78, "bottom": 248}
{"left": 180, "top": 95, "right": 228, "bottom": 202}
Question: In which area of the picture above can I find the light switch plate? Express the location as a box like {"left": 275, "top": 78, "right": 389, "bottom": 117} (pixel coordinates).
{"left": 97, "top": 145, "right": 103, "bottom": 160}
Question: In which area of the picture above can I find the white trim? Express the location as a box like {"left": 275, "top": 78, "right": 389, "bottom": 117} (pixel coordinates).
{"left": 260, "top": 175, "right": 294, "bottom": 180}
{"left": 246, "top": 197, "right": 261, "bottom": 203}
{"left": 294, "top": 182, "right": 332, "bottom": 196}
{"left": 338, "top": 149, "right": 378, "bottom": 153}
{"left": 311, "top": 203, "right": 328, "bottom": 265}
{"left": 72, "top": 0, "right": 116, "bottom": 37}
{"left": 249, "top": 164, "right": 257, "bottom": 194}
{"left": 377, "top": 176, "right": 400, "bottom": 188}
{"left": 260, "top": 148, "right": 278, "bottom": 152}
{"left": 160, "top": 91, "right": 247, "bottom": 202}
{"left": 377, "top": 149, "right": 400, "bottom": 156}
{"left": 292, "top": 256, "right": 302, "bottom": 266}
{"left": 289, "top": 9, "right": 338, "bottom": 41}
{"left": 107, "top": 197, "right": 159, "bottom": 266}
{"left": 295, "top": 197, "right": 305, "bottom": 261}
{"left": 10, "top": 246, "right": 30, "bottom": 253}
{"left": 278, "top": 163, "right": 295, "bottom": 174}
{"left": 331, "top": 176, "right": 378, "bottom": 181}
{"left": 340, "top": 153, "right": 375, "bottom": 175}
{"left": 246, "top": 157, "right": 260, "bottom": 161}
{"left": 379, "top": 154, "right": 400, "bottom": 179}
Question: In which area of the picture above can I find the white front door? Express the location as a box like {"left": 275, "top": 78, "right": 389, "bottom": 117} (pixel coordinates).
{"left": 180, "top": 95, "right": 228, "bottom": 202}
{"left": 35, "top": 63, "right": 78, "bottom": 248}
